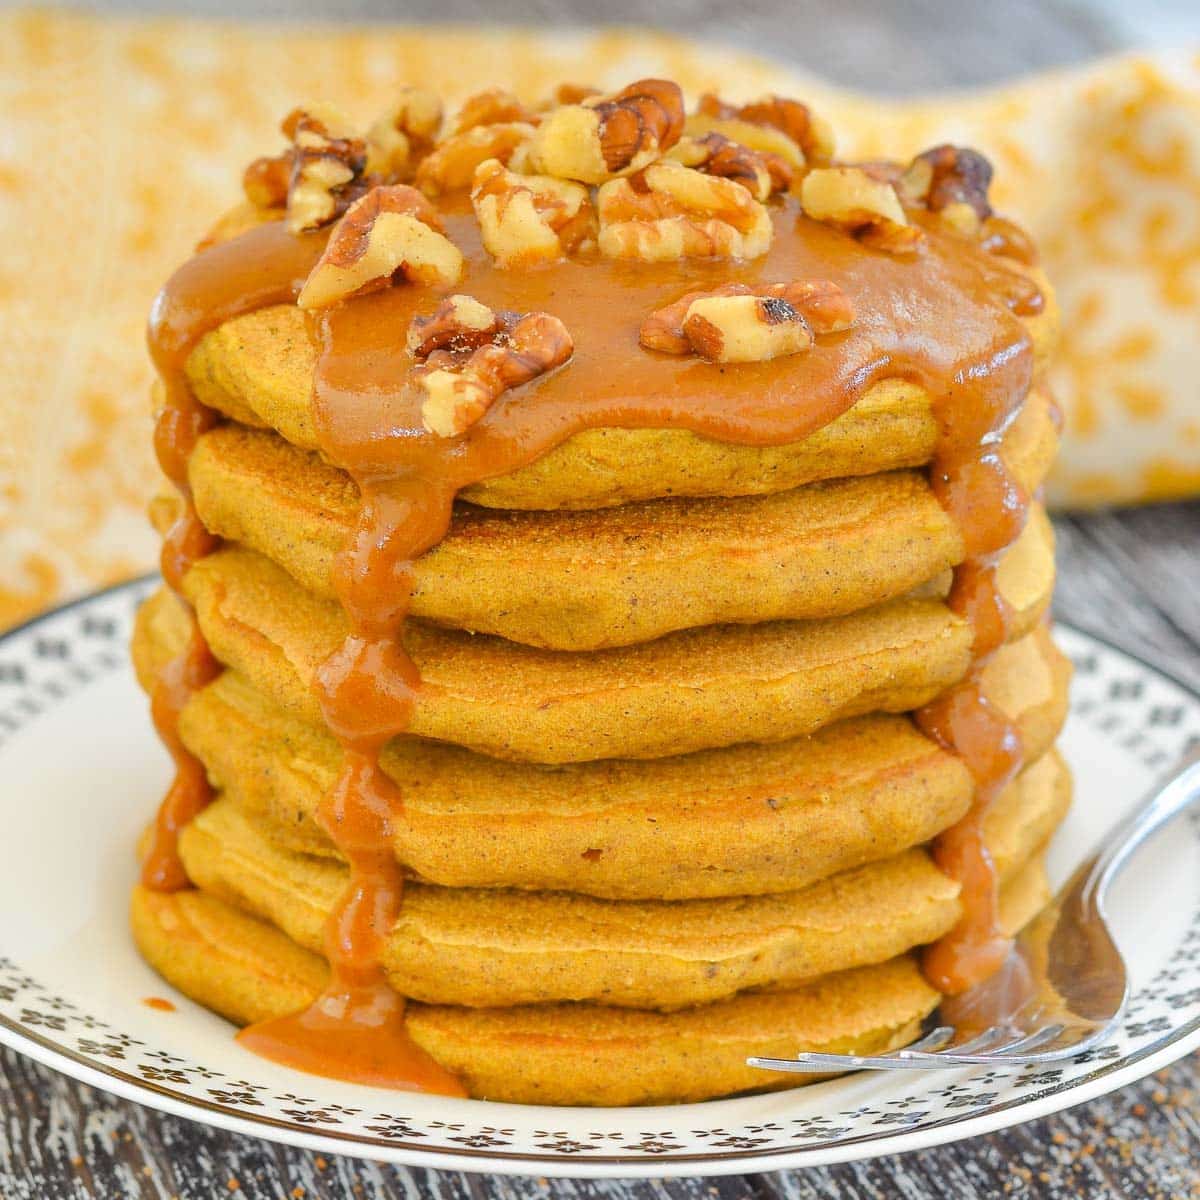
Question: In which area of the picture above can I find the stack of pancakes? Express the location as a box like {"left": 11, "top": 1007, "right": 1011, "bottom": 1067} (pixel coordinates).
{"left": 129, "top": 86, "right": 1069, "bottom": 1107}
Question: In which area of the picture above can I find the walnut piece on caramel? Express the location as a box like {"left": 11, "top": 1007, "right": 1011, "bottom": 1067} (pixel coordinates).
{"left": 597, "top": 161, "right": 772, "bottom": 262}
{"left": 688, "top": 92, "right": 833, "bottom": 168}
{"left": 297, "top": 185, "right": 462, "bottom": 309}
{"left": 800, "top": 166, "right": 922, "bottom": 254}
{"left": 532, "top": 78, "right": 684, "bottom": 184}
{"left": 733, "top": 96, "right": 835, "bottom": 163}
{"left": 899, "top": 144, "right": 994, "bottom": 235}
{"left": 410, "top": 302, "right": 574, "bottom": 437}
{"left": 365, "top": 88, "right": 443, "bottom": 180}
{"left": 284, "top": 103, "right": 370, "bottom": 234}
{"left": 666, "top": 133, "right": 792, "bottom": 201}
{"left": 406, "top": 294, "right": 501, "bottom": 358}
{"left": 415, "top": 122, "right": 538, "bottom": 196}
{"left": 472, "top": 159, "right": 595, "bottom": 267}
{"left": 683, "top": 294, "right": 814, "bottom": 362}
{"left": 640, "top": 280, "right": 855, "bottom": 362}
{"left": 454, "top": 89, "right": 541, "bottom": 133}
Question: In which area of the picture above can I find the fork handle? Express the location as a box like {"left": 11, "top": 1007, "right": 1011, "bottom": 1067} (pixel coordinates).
{"left": 1089, "top": 743, "right": 1200, "bottom": 904}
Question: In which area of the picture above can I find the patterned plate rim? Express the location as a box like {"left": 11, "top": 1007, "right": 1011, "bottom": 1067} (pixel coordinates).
{"left": 0, "top": 576, "right": 1197, "bottom": 1177}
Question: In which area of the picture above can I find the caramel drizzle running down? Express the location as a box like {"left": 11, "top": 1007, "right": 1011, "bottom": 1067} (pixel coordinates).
{"left": 147, "top": 187, "right": 1037, "bottom": 1089}
{"left": 143, "top": 224, "right": 324, "bottom": 891}
{"left": 915, "top": 366, "right": 1031, "bottom": 994}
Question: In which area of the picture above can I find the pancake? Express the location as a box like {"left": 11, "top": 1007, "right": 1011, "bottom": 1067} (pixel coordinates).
{"left": 130, "top": 854, "right": 1047, "bottom": 1106}
{"left": 134, "top": 78, "right": 1072, "bottom": 1106}
{"left": 172, "top": 634, "right": 1070, "bottom": 899}
{"left": 185, "top": 389, "right": 1058, "bottom": 650}
{"left": 172, "top": 747, "right": 1068, "bottom": 1010}
{"left": 131, "top": 519, "right": 1054, "bottom": 763}
{"left": 182, "top": 265, "right": 1056, "bottom": 513}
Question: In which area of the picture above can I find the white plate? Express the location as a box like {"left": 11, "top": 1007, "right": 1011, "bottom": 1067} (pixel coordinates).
{"left": 0, "top": 579, "right": 1198, "bottom": 1178}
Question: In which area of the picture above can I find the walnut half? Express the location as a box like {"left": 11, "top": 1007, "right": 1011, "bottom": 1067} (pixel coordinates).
{"left": 471, "top": 159, "right": 594, "bottom": 267}
{"left": 688, "top": 92, "right": 834, "bottom": 169}
{"left": 454, "top": 88, "right": 540, "bottom": 134}
{"left": 297, "top": 185, "right": 462, "bottom": 310}
{"left": 284, "top": 104, "right": 369, "bottom": 235}
{"left": 365, "top": 88, "right": 443, "bottom": 181}
{"left": 414, "top": 121, "right": 537, "bottom": 196}
{"left": 899, "top": 144, "right": 994, "bottom": 235}
{"left": 410, "top": 301, "right": 574, "bottom": 437}
{"left": 666, "top": 133, "right": 792, "bottom": 200}
{"left": 640, "top": 280, "right": 855, "bottom": 362}
{"left": 532, "top": 78, "right": 684, "bottom": 184}
{"left": 597, "top": 161, "right": 773, "bottom": 262}
{"left": 800, "top": 166, "right": 922, "bottom": 254}
{"left": 406, "top": 294, "right": 500, "bottom": 358}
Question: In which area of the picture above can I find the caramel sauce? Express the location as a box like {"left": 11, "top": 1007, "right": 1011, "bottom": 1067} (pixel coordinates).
{"left": 914, "top": 343, "right": 1032, "bottom": 994}
{"left": 148, "top": 188, "right": 1040, "bottom": 1086}
{"left": 143, "top": 224, "right": 324, "bottom": 891}
{"left": 237, "top": 752, "right": 464, "bottom": 1093}
{"left": 980, "top": 216, "right": 1038, "bottom": 266}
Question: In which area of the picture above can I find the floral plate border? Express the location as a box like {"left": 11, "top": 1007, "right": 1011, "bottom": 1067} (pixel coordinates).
{"left": 0, "top": 577, "right": 1197, "bottom": 1178}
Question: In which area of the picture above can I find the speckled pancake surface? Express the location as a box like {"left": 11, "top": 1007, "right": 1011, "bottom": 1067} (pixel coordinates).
{"left": 170, "top": 746, "right": 1068, "bottom": 1010}
{"left": 128, "top": 884, "right": 935, "bottom": 1107}
{"left": 131, "top": 512, "right": 1055, "bottom": 763}
{"left": 183, "top": 390, "right": 1058, "bottom": 650}
{"left": 130, "top": 851, "right": 1049, "bottom": 1107}
{"left": 161, "top": 630, "right": 1069, "bottom": 899}
{"left": 183, "top": 266, "right": 1055, "bottom": 513}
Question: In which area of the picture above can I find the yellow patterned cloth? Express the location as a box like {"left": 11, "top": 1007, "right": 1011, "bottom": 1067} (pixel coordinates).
{"left": 1, "top": 10, "right": 1197, "bottom": 627}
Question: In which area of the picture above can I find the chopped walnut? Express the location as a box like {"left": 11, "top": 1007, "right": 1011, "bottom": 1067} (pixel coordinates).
{"left": 284, "top": 104, "right": 369, "bottom": 234}
{"left": 639, "top": 283, "right": 747, "bottom": 354}
{"left": 454, "top": 89, "right": 540, "bottom": 133}
{"left": 640, "top": 280, "right": 855, "bottom": 361}
{"left": 899, "top": 144, "right": 994, "bottom": 235}
{"left": 666, "top": 132, "right": 792, "bottom": 200}
{"left": 411, "top": 304, "right": 574, "bottom": 437}
{"left": 685, "top": 112, "right": 803, "bottom": 172}
{"left": 683, "top": 294, "right": 814, "bottom": 362}
{"left": 597, "top": 161, "right": 773, "bottom": 262}
{"left": 532, "top": 78, "right": 684, "bottom": 184}
{"left": 472, "top": 158, "right": 595, "bottom": 267}
{"left": 297, "top": 185, "right": 462, "bottom": 310}
{"left": 414, "top": 122, "right": 537, "bottom": 196}
{"left": 365, "top": 88, "right": 443, "bottom": 180}
{"left": 800, "top": 166, "right": 922, "bottom": 254}
{"left": 406, "top": 294, "right": 501, "bottom": 358}
{"left": 689, "top": 92, "right": 834, "bottom": 167}
{"left": 732, "top": 96, "right": 835, "bottom": 163}
{"left": 242, "top": 153, "right": 291, "bottom": 209}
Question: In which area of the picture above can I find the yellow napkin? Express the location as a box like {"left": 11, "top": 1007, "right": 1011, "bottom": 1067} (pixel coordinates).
{"left": 1, "top": 10, "right": 1197, "bottom": 626}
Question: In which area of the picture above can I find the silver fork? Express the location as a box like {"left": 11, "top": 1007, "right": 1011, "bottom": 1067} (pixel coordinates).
{"left": 748, "top": 744, "right": 1200, "bottom": 1074}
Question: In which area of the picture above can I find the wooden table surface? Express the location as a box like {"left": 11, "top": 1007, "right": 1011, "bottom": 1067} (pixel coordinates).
{"left": 0, "top": 507, "right": 1195, "bottom": 1198}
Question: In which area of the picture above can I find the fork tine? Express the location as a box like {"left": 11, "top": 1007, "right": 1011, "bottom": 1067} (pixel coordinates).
{"left": 746, "top": 1024, "right": 956, "bottom": 1073}
{"left": 992, "top": 1024, "right": 1066, "bottom": 1056}
{"left": 941, "top": 1025, "right": 1011, "bottom": 1055}
{"left": 745, "top": 1052, "right": 957, "bottom": 1073}
{"left": 745, "top": 1019, "right": 1094, "bottom": 1074}
{"left": 903, "top": 1025, "right": 955, "bottom": 1052}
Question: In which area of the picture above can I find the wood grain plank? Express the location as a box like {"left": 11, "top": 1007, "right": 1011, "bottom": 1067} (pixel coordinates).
{"left": 2, "top": 1044, "right": 1198, "bottom": 1197}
